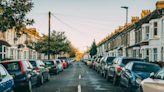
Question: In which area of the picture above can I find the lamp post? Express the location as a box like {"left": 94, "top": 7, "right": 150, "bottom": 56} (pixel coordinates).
{"left": 121, "top": 6, "right": 129, "bottom": 57}
{"left": 121, "top": 6, "right": 128, "bottom": 24}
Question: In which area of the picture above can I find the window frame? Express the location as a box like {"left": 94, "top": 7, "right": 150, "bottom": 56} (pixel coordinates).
{"left": 154, "top": 22, "right": 158, "bottom": 36}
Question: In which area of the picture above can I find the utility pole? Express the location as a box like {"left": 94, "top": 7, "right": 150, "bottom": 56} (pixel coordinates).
{"left": 48, "top": 11, "right": 51, "bottom": 59}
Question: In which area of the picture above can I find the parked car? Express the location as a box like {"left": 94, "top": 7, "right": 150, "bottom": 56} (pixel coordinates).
{"left": 1, "top": 60, "right": 38, "bottom": 92}
{"left": 119, "top": 61, "right": 160, "bottom": 92}
{"left": 107, "top": 57, "right": 145, "bottom": 85}
{"left": 29, "top": 60, "right": 50, "bottom": 85}
{"left": 141, "top": 68, "right": 164, "bottom": 92}
{"left": 43, "top": 60, "right": 58, "bottom": 74}
{"left": 100, "top": 56, "right": 115, "bottom": 78}
{"left": 61, "top": 59, "right": 68, "bottom": 69}
{"left": 0, "top": 64, "right": 14, "bottom": 92}
{"left": 86, "top": 58, "right": 94, "bottom": 68}
{"left": 56, "top": 59, "right": 63, "bottom": 72}
{"left": 92, "top": 58, "right": 98, "bottom": 70}
{"left": 97, "top": 57, "right": 106, "bottom": 73}
{"left": 94, "top": 57, "right": 102, "bottom": 71}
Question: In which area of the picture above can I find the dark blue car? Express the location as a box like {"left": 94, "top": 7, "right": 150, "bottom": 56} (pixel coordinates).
{"left": 119, "top": 61, "right": 160, "bottom": 92}
{"left": 1, "top": 60, "right": 38, "bottom": 92}
{"left": 0, "top": 64, "right": 14, "bottom": 92}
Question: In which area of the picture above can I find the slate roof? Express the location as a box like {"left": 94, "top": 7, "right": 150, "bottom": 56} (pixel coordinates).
{"left": 0, "top": 40, "right": 11, "bottom": 47}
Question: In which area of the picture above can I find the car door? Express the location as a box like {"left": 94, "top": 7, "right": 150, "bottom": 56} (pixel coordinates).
{"left": 143, "top": 69, "right": 164, "bottom": 92}
{"left": 28, "top": 61, "right": 38, "bottom": 85}
{"left": 0, "top": 65, "right": 10, "bottom": 92}
{"left": 39, "top": 60, "right": 47, "bottom": 79}
{"left": 154, "top": 69, "right": 164, "bottom": 92}
{"left": 121, "top": 62, "right": 132, "bottom": 87}
{"left": 109, "top": 58, "right": 118, "bottom": 77}
{"left": 24, "top": 60, "right": 38, "bottom": 85}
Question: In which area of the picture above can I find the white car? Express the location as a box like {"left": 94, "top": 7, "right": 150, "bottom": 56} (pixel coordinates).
{"left": 141, "top": 68, "right": 164, "bottom": 92}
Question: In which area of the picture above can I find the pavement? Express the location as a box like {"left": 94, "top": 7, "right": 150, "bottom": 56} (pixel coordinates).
{"left": 33, "top": 62, "right": 126, "bottom": 92}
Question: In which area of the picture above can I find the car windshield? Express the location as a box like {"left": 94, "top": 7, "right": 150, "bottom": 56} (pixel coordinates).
{"left": 106, "top": 57, "right": 115, "bottom": 64}
{"left": 132, "top": 63, "right": 160, "bottom": 73}
{"left": 44, "top": 61, "right": 54, "bottom": 65}
{"left": 29, "top": 61, "right": 37, "bottom": 67}
{"left": 56, "top": 61, "right": 60, "bottom": 64}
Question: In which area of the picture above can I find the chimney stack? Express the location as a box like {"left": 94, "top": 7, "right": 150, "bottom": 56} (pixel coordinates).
{"left": 141, "top": 10, "right": 151, "bottom": 18}
{"left": 156, "top": 1, "right": 164, "bottom": 9}
{"left": 131, "top": 16, "right": 140, "bottom": 24}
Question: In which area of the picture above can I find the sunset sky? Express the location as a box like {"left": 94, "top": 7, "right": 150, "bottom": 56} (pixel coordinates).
{"left": 27, "top": 0, "right": 158, "bottom": 51}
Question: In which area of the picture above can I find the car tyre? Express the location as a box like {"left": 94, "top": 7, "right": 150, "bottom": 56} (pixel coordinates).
{"left": 139, "top": 86, "right": 143, "bottom": 92}
{"left": 46, "top": 73, "right": 50, "bottom": 81}
{"left": 10, "top": 89, "right": 14, "bottom": 92}
{"left": 26, "top": 81, "right": 32, "bottom": 92}
{"left": 119, "top": 78, "right": 123, "bottom": 87}
{"left": 40, "top": 75, "right": 44, "bottom": 85}
{"left": 106, "top": 75, "right": 110, "bottom": 82}
{"left": 127, "top": 82, "right": 132, "bottom": 92}
{"left": 113, "top": 74, "right": 119, "bottom": 86}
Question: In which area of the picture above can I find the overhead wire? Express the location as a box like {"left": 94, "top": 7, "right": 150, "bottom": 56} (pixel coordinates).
{"left": 51, "top": 13, "right": 91, "bottom": 35}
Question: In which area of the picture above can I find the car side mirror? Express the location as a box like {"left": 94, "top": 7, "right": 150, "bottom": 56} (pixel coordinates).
{"left": 150, "top": 72, "right": 155, "bottom": 79}
{"left": 122, "top": 67, "right": 125, "bottom": 71}
{"left": 40, "top": 65, "right": 45, "bottom": 67}
{"left": 0, "top": 73, "right": 2, "bottom": 82}
{"left": 27, "top": 67, "right": 33, "bottom": 70}
{"left": 126, "top": 69, "right": 130, "bottom": 72}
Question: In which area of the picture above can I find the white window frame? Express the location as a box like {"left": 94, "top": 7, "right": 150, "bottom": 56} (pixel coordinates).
{"left": 154, "top": 22, "right": 158, "bottom": 37}
{"left": 153, "top": 48, "right": 158, "bottom": 61}
{"left": 145, "top": 26, "right": 149, "bottom": 40}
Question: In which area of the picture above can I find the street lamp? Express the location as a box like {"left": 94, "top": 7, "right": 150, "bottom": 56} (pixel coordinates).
{"left": 121, "top": 6, "right": 129, "bottom": 57}
{"left": 121, "top": 6, "right": 128, "bottom": 24}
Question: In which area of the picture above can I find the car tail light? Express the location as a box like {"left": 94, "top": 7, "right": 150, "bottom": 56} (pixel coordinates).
{"left": 35, "top": 67, "right": 40, "bottom": 72}
{"left": 117, "top": 66, "right": 123, "bottom": 72}
{"left": 20, "top": 61, "right": 25, "bottom": 75}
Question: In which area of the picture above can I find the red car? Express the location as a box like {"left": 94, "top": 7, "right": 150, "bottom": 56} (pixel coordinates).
{"left": 61, "top": 59, "right": 68, "bottom": 69}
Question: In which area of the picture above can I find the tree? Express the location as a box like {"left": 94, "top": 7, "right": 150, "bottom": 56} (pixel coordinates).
{"left": 50, "top": 31, "right": 71, "bottom": 54}
{"left": 89, "top": 40, "right": 97, "bottom": 57}
{"left": 69, "top": 45, "right": 78, "bottom": 58}
{"left": 35, "top": 31, "right": 74, "bottom": 56}
{"left": 0, "top": 0, "right": 34, "bottom": 36}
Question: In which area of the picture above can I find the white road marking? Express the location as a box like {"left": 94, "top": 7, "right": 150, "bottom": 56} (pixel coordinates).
{"left": 79, "top": 74, "right": 81, "bottom": 79}
{"left": 78, "top": 84, "right": 81, "bottom": 92}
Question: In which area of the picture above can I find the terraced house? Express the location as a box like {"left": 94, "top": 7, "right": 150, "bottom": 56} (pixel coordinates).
{"left": 97, "top": 1, "right": 164, "bottom": 62}
{"left": 0, "top": 28, "right": 45, "bottom": 60}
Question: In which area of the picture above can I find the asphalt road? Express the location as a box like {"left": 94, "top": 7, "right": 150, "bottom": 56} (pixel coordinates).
{"left": 33, "top": 62, "right": 126, "bottom": 92}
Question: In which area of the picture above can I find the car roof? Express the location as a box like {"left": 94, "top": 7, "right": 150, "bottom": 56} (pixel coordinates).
{"left": 117, "top": 57, "right": 142, "bottom": 60}
{"left": 0, "top": 59, "right": 28, "bottom": 63}
{"left": 131, "top": 61, "right": 158, "bottom": 66}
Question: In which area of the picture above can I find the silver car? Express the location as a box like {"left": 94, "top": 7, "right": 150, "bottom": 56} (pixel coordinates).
{"left": 141, "top": 68, "right": 164, "bottom": 92}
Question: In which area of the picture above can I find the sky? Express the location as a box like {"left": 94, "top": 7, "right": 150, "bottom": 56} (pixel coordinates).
{"left": 27, "top": 0, "right": 159, "bottom": 52}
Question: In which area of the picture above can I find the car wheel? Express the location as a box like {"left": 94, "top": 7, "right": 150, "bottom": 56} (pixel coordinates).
{"left": 46, "top": 73, "right": 50, "bottom": 81}
{"left": 139, "top": 86, "right": 143, "bottom": 92}
{"left": 119, "top": 78, "right": 123, "bottom": 87}
{"left": 113, "top": 74, "right": 118, "bottom": 86}
{"left": 104, "top": 72, "right": 107, "bottom": 78}
{"left": 10, "top": 89, "right": 14, "bottom": 92}
{"left": 127, "top": 82, "right": 132, "bottom": 92}
{"left": 106, "top": 75, "right": 110, "bottom": 81}
{"left": 26, "top": 81, "right": 32, "bottom": 92}
{"left": 101, "top": 71, "right": 103, "bottom": 76}
{"left": 40, "top": 75, "right": 44, "bottom": 85}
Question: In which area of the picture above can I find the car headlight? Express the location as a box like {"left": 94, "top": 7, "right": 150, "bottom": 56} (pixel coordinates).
{"left": 136, "top": 78, "right": 142, "bottom": 85}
